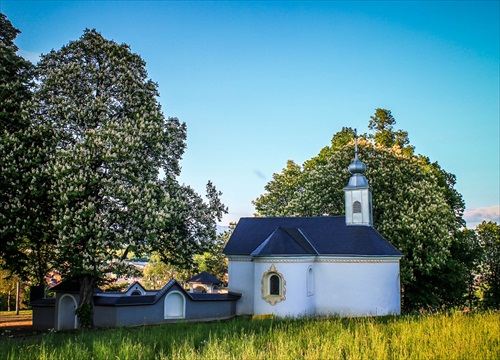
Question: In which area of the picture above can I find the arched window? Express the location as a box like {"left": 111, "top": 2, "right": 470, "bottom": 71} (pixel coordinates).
{"left": 131, "top": 290, "right": 141, "bottom": 296}
{"left": 261, "top": 264, "right": 286, "bottom": 305}
{"left": 353, "top": 201, "right": 362, "bottom": 213}
{"left": 269, "top": 274, "right": 280, "bottom": 295}
{"left": 307, "top": 266, "right": 314, "bottom": 296}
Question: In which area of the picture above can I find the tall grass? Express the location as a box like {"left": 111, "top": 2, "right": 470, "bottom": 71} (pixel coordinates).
{"left": 2, "top": 311, "right": 499, "bottom": 359}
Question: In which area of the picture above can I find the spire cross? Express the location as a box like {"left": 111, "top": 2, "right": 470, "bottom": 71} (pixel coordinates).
{"left": 354, "top": 128, "right": 358, "bottom": 156}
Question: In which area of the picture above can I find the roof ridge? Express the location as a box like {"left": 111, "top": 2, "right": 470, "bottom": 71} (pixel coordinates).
{"left": 295, "top": 227, "right": 320, "bottom": 255}
{"left": 153, "top": 278, "right": 177, "bottom": 302}
{"left": 238, "top": 215, "right": 345, "bottom": 220}
{"left": 281, "top": 227, "right": 318, "bottom": 255}
{"left": 250, "top": 228, "right": 277, "bottom": 256}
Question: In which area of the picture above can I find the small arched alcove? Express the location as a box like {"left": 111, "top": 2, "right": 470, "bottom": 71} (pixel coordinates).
{"left": 307, "top": 266, "right": 314, "bottom": 296}
{"left": 164, "top": 291, "right": 185, "bottom": 319}
{"left": 57, "top": 294, "right": 78, "bottom": 330}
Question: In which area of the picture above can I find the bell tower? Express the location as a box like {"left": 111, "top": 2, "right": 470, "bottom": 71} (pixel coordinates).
{"left": 343, "top": 130, "right": 373, "bottom": 226}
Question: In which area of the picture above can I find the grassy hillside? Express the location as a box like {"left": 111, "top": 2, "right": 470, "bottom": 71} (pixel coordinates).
{"left": 2, "top": 311, "right": 499, "bottom": 359}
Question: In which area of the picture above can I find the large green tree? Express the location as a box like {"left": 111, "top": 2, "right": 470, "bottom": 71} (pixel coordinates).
{"left": 477, "top": 221, "right": 500, "bottom": 308}
{"left": 142, "top": 253, "right": 190, "bottom": 290}
{"left": 193, "top": 225, "right": 234, "bottom": 282}
{"left": 0, "top": 14, "right": 55, "bottom": 286}
{"left": 253, "top": 109, "right": 468, "bottom": 310}
{"left": 14, "top": 29, "right": 225, "bottom": 327}
{"left": 368, "top": 108, "right": 413, "bottom": 155}
{"left": 0, "top": 13, "right": 33, "bottom": 132}
{"left": 0, "top": 123, "right": 56, "bottom": 285}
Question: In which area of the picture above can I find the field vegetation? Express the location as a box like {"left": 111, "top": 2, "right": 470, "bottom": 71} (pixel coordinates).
{"left": 2, "top": 311, "right": 498, "bottom": 360}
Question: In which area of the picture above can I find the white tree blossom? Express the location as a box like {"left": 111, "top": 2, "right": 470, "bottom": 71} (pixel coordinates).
{"left": 15, "top": 29, "right": 226, "bottom": 326}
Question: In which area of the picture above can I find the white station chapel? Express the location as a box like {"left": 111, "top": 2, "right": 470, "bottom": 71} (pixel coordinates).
{"left": 223, "top": 141, "right": 403, "bottom": 317}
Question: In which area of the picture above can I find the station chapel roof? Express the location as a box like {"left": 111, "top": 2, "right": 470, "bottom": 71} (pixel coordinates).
{"left": 50, "top": 279, "right": 240, "bottom": 306}
{"left": 187, "top": 271, "right": 222, "bottom": 285}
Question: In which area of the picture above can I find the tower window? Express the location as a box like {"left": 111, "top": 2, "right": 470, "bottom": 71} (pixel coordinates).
{"left": 353, "top": 201, "right": 362, "bottom": 213}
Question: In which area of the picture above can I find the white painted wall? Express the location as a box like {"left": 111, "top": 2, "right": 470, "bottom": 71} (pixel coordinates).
{"left": 227, "top": 257, "right": 254, "bottom": 315}
{"left": 315, "top": 260, "right": 401, "bottom": 316}
{"left": 228, "top": 257, "right": 401, "bottom": 317}
{"left": 253, "top": 260, "right": 315, "bottom": 317}
{"left": 345, "top": 188, "right": 373, "bottom": 226}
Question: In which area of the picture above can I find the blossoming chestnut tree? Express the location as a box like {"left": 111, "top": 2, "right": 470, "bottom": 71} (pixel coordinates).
{"left": 22, "top": 29, "right": 226, "bottom": 327}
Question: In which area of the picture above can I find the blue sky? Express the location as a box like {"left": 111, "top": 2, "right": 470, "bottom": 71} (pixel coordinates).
{"left": 2, "top": 1, "right": 499, "bottom": 228}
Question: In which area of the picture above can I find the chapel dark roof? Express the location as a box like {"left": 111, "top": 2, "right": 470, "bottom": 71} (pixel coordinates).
{"left": 223, "top": 216, "right": 402, "bottom": 257}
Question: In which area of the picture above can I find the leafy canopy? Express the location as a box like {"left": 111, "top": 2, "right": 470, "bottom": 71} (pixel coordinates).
{"left": 477, "top": 221, "right": 500, "bottom": 308}
{"left": 33, "top": 28, "right": 225, "bottom": 275}
{"left": 0, "top": 13, "right": 33, "bottom": 132}
{"left": 0, "top": 14, "right": 53, "bottom": 285}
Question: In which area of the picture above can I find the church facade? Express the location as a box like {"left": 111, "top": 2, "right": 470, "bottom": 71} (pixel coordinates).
{"left": 223, "top": 144, "right": 403, "bottom": 317}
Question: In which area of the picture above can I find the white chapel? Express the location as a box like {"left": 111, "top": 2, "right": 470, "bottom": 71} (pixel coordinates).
{"left": 223, "top": 139, "right": 403, "bottom": 317}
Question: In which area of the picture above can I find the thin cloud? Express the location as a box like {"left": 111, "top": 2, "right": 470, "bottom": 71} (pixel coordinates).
{"left": 464, "top": 205, "right": 500, "bottom": 228}
{"left": 18, "top": 49, "right": 40, "bottom": 64}
{"left": 254, "top": 170, "right": 267, "bottom": 181}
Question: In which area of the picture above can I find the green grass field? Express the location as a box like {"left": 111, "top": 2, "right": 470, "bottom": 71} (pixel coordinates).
{"left": 0, "top": 310, "right": 32, "bottom": 317}
{"left": 2, "top": 311, "right": 499, "bottom": 359}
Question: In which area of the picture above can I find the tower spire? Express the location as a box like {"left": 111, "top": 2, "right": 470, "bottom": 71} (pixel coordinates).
{"left": 354, "top": 128, "right": 358, "bottom": 155}
{"left": 343, "top": 129, "right": 373, "bottom": 226}
{"left": 348, "top": 129, "right": 366, "bottom": 176}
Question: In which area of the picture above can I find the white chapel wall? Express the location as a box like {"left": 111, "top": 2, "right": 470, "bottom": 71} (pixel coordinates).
{"left": 253, "top": 260, "right": 315, "bottom": 317}
{"left": 227, "top": 258, "right": 255, "bottom": 315}
{"left": 315, "top": 260, "right": 401, "bottom": 316}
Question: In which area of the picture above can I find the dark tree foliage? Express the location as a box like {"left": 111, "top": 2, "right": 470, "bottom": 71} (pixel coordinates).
{"left": 0, "top": 13, "right": 33, "bottom": 132}
{"left": 368, "top": 108, "right": 413, "bottom": 155}
{"left": 0, "top": 14, "right": 53, "bottom": 285}
{"left": 477, "top": 221, "right": 500, "bottom": 309}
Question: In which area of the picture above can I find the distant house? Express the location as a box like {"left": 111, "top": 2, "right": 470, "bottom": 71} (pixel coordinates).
{"left": 187, "top": 271, "right": 222, "bottom": 293}
{"left": 32, "top": 275, "right": 240, "bottom": 330}
{"left": 223, "top": 143, "right": 403, "bottom": 317}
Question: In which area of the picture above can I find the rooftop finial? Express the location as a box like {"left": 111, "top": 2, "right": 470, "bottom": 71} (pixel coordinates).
{"left": 354, "top": 128, "right": 358, "bottom": 156}
{"left": 348, "top": 128, "right": 366, "bottom": 175}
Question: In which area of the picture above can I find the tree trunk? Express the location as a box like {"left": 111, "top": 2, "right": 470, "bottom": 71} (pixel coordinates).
{"left": 15, "top": 281, "right": 20, "bottom": 315}
{"left": 7, "top": 288, "right": 11, "bottom": 312}
{"left": 468, "top": 276, "right": 473, "bottom": 309}
{"left": 77, "top": 275, "right": 96, "bottom": 328}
